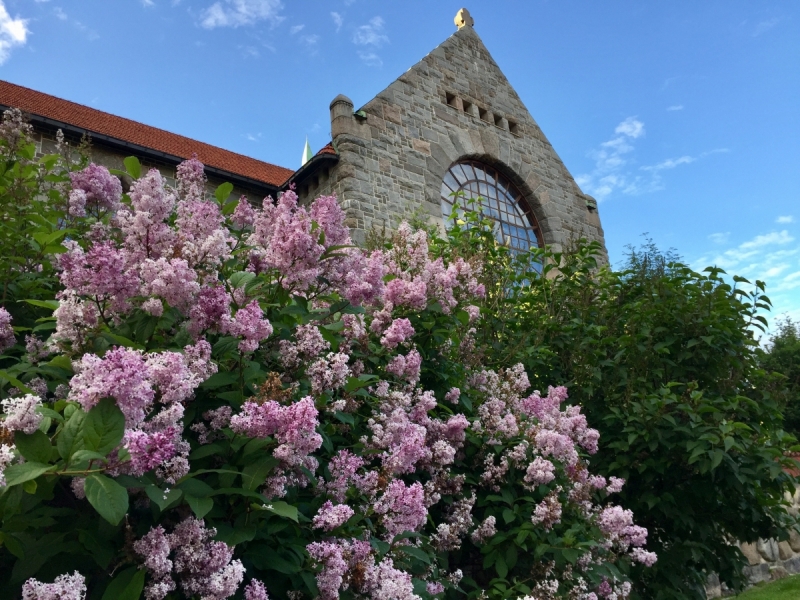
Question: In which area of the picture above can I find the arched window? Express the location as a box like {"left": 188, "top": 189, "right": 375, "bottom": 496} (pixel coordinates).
{"left": 440, "top": 159, "right": 543, "bottom": 252}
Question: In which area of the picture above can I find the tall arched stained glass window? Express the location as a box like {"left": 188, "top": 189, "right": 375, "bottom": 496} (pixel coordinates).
{"left": 440, "top": 160, "right": 543, "bottom": 252}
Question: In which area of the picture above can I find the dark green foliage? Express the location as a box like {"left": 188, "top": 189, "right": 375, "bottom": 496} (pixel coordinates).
{"left": 761, "top": 319, "right": 800, "bottom": 436}
{"left": 441, "top": 213, "right": 798, "bottom": 599}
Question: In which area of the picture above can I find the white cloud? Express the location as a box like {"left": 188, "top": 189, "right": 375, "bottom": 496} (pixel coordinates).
{"left": 357, "top": 50, "right": 382, "bottom": 67}
{"left": 300, "top": 34, "right": 319, "bottom": 47}
{"left": 753, "top": 17, "right": 779, "bottom": 36}
{"left": 614, "top": 117, "right": 644, "bottom": 139}
{"left": 667, "top": 105, "right": 684, "bottom": 111}
{"left": 141, "top": 0, "right": 155, "bottom": 6}
{"left": 53, "top": 7, "right": 67, "bottom": 20}
{"left": 352, "top": 16, "right": 387, "bottom": 66}
{"left": 692, "top": 228, "right": 800, "bottom": 326}
{"left": 577, "top": 119, "right": 728, "bottom": 200}
{"left": 708, "top": 232, "right": 730, "bottom": 244}
{"left": 289, "top": 24, "right": 304, "bottom": 34}
{"left": 353, "top": 16, "right": 387, "bottom": 47}
{"left": 777, "top": 215, "right": 795, "bottom": 224}
{"left": 739, "top": 230, "right": 794, "bottom": 251}
{"left": 0, "top": 1, "right": 28, "bottom": 65}
{"left": 201, "top": 0, "right": 283, "bottom": 29}
{"left": 331, "top": 12, "right": 342, "bottom": 32}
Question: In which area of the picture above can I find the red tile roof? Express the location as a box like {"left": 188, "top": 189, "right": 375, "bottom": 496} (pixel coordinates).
{"left": 316, "top": 142, "right": 337, "bottom": 156}
{"left": 0, "top": 80, "right": 294, "bottom": 187}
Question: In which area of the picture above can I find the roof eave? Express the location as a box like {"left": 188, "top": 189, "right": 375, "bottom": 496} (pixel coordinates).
{"left": 281, "top": 152, "right": 340, "bottom": 191}
{"left": 4, "top": 105, "right": 282, "bottom": 198}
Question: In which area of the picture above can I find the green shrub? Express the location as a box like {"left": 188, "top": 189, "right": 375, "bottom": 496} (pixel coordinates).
{"left": 442, "top": 213, "right": 798, "bottom": 598}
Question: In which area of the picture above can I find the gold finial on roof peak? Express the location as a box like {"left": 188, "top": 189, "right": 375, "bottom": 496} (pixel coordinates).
{"left": 454, "top": 8, "right": 474, "bottom": 29}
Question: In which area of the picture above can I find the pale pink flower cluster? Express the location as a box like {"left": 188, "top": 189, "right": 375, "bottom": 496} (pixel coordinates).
{"left": 306, "top": 539, "right": 420, "bottom": 600}
{"left": 230, "top": 397, "right": 322, "bottom": 496}
{"left": 243, "top": 579, "right": 270, "bottom": 600}
{"left": 0, "top": 443, "right": 15, "bottom": 487}
{"left": 373, "top": 479, "right": 427, "bottom": 540}
{"left": 21, "top": 571, "right": 87, "bottom": 600}
{"left": 0, "top": 307, "right": 15, "bottom": 352}
{"left": 379, "top": 318, "right": 414, "bottom": 349}
{"left": 307, "top": 352, "right": 350, "bottom": 394}
{"left": 386, "top": 349, "right": 422, "bottom": 384}
{"left": 597, "top": 506, "right": 656, "bottom": 566}
{"left": 134, "top": 518, "right": 244, "bottom": 600}
{"left": 470, "top": 515, "right": 497, "bottom": 545}
{"left": 1, "top": 393, "right": 43, "bottom": 434}
{"left": 378, "top": 222, "right": 485, "bottom": 315}
{"left": 312, "top": 500, "right": 355, "bottom": 531}
{"left": 224, "top": 300, "right": 273, "bottom": 353}
{"left": 67, "top": 346, "right": 211, "bottom": 480}
{"left": 69, "top": 163, "right": 122, "bottom": 215}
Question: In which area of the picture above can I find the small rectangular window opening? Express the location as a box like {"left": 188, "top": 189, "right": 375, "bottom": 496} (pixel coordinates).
{"left": 494, "top": 114, "right": 505, "bottom": 129}
{"left": 508, "top": 121, "right": 520, "bottom": 136}
{"left": 462, "top": 100, "right": 473, "bottom": 115}
{"left": 445, "top": 92, "right": 458, "bottom": 108}
{"left": 479, "top": 107, "right": 490, "bottom": 122}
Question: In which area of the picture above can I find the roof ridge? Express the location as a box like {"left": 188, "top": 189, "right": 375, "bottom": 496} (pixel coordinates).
{"left": 0, "top": 80, "right": 294, "bottom": 188}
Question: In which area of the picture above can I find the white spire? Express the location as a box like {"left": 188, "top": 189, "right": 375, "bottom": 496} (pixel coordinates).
{"left": 301, "top": 137, "right": 313, "bottom": 166}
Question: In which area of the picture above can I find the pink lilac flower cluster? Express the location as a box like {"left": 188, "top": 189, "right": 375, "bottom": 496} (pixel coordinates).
{"left": 134, "top": 518, "right": 244, "bottom": 600}
{"left": 0, "top": 307, "right": 15, "bottom": 352}
{"left": 373, "top": 479, "right": 427, "bottom": 540}
{"left": 306, "top": 539, "right": 420, "bottom": 600}
{"left": 1, "top": 393, "right": 43, "bottom": 434}
{"left": 69, "top": 163, "right": 122, "bottom": 216}
{"left": 243, "top": 579, "right": 270, "bottom": 600}
{"left": 21, "top": 571, "right": 87, "bottom": 600}
{"left": 0, "top": 443, "right": 15, "bottom": 487}
{"left": 230, "top": 397, "right": 322, "bottom": 496}
{"left": 67, "top": 346, "right": 211, "bottom": 480}
{"left": 597, "top": 506, "right": 657, "bottom": 566}
{"left": 312, "top": 500, "right": 355, "bottom": 531}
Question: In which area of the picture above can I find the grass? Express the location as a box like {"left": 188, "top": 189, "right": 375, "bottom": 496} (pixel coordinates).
{"left": 734, "top": 574, "right": 800, "bottom": 599}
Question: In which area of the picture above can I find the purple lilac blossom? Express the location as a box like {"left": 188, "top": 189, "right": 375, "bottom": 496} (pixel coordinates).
{"left": 0, "top": 444, "right": 15, "bottom": 487}
{"left": 69, "top": 163, "right": 122, "bottom": 213}
{"left": 380, "top": 318, "right": 415, "bottom": 349}
{"left": 312, "top": 501, "right": 355, "bottom": 531}
{"left": 21, "top": 571, "right": 87, "bottom": 600}
{"left": 1, "top": 394, "right": 43, "bottom": 434}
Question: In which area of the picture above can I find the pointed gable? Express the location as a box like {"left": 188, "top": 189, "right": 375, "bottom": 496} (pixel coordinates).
{"left": 313, "top": 20, "right": 604, "bottom": 256}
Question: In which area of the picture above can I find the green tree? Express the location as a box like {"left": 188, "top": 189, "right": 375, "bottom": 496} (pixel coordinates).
{"left": 440, "top": 214, "right": 798, "bottom": 599}
{"left": 762, "top": 318, "right": 800, "bottom": 436}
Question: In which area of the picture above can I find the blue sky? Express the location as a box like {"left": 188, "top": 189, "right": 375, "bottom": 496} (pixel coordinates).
{"left": 2, "top": 1, "right": 799, "bottom": 330}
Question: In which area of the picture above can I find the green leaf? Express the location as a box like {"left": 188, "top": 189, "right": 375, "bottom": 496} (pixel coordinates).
{"left": 14, "top": 430, "right": 53, "bottom": 463}
{"left": 189, "top": 443, "right": 225, "bottom": 460}
{"left": 101, "top": 567, "right": 145, "bottom": 600}
{"left": 186, "top": 495, "right": 214, "bottom": 519}
{"left": 22, "top": 299, "right": 59, "bottom": 310}
{"left": 3, "top": 462, "right": 51, "bottom": 487}
{"left": 83, "top": 398, "right": 126, "bottom": 455}
{"left": 214, "top": 182, "right": 234, "bottom": 203}
{"left": 124, "top": 156, "right": 141, "bottom": 179}
{"left": 260, "top": 500, "right": 298, "bottom": 522}
{"left": 242, "top": 456, "right": 279, "bottom": 491}
{"left": 57, "top": 409, "right": 86, "bottom": 461}
{"left": 229, "top": 271, "right": 256, "bottom": 289}
{"left": 145, "top": 486, "right": 183, "bottom": 512}
{"left": 84, "top": 474, "right": 129, "bottom": 526}
{"left": 399, "top": 545, "right": 432, "bottom": 564}
{"left": 495, "top": 554, "right": 508, "bottom": 579}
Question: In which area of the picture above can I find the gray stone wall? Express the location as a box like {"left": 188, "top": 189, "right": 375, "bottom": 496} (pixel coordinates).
{"left": 705, "top": 488, "right": 800, "bottom": 598}
{"left": 319, "top": 24, "right": 606, "bottom": 258}
{"left": 31, "top": 128, "right": 268, "bottom": 206}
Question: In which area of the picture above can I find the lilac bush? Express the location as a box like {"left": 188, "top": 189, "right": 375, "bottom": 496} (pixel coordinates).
{"left": 0, "top": 136, "right": 654, "bottom": 599}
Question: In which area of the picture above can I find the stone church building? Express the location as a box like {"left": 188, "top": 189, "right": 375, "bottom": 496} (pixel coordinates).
{"left": 0, "top": 9, "right": 605, "bottom": 256}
